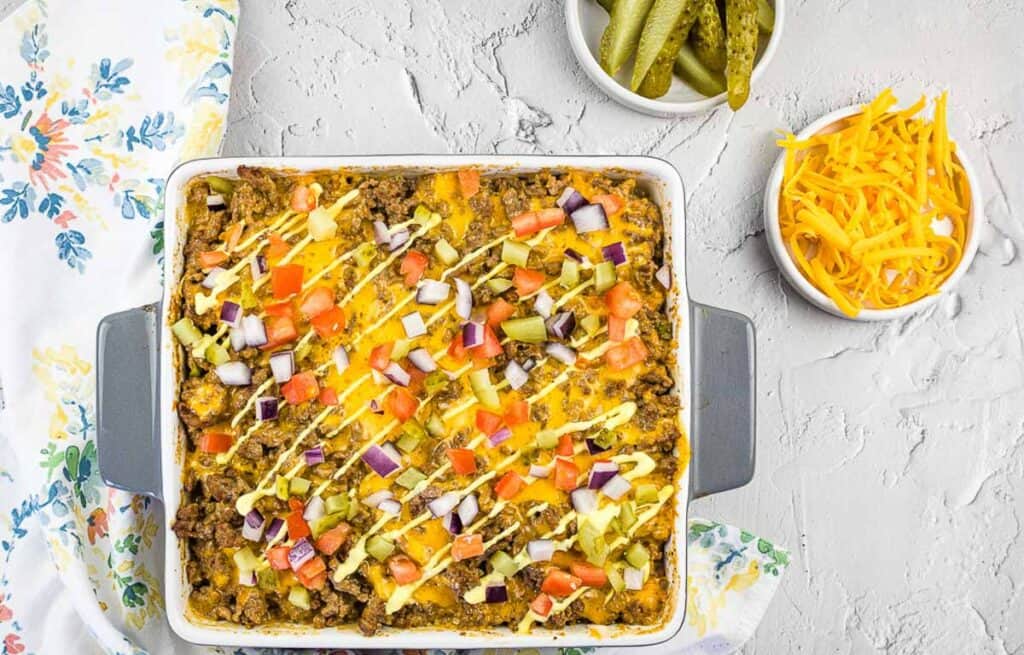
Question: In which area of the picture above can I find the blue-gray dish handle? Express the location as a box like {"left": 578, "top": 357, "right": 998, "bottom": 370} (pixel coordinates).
{"left": 96, "top": 304, "right": 163, "bottom": 499}
{"left": 689, "top": 302, "right": 756, "bottom": 498}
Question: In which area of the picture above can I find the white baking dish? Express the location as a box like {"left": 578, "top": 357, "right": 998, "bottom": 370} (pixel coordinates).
{"left": 95, "top": 155, "right": 755, "bottom": 650}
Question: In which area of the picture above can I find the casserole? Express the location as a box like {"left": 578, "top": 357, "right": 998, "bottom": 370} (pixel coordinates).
{"left": 95, "top": 155, "right": 755, "bottom": 650}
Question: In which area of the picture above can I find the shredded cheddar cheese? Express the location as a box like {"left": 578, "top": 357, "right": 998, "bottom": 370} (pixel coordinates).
{"left": 776, "top": 89, "right": 970, "bottom": 316}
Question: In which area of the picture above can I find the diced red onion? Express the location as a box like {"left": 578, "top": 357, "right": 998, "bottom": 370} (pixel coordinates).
{"left": 601, "top": 241, "right": 627, "bottom": 266}
{"left": 238, "top": 569, "right": 257, "bottom": 586}
{"left": 571, "top": 488, "right": 598, "bottom": 514}
{"left": 215, "top": 361, "right": 251, "bottom": 386}
{"left": 378, "top": 499, "right": 402, "bottom": 516}
{"left": 457, "top": 494, "right": 479, "bottom": 526}
{"left": 363, "top": 490, "right": 394, "bottom": 508}
{"left": 624, "top": 566, "right": 644, "bottom": 591}
{"left": 545, "top": 342, "right": 577, "bottom": 365}
{"left": 288, "top": 537, "right": 315, "bottom": 571}
{"left": 265, "top": 517, "right": 285, "bottom": 542}
{"left": 484, "top": 583, "right": 509, "bottom": 603}
{"left": 488, "top": 427, "right": 512, "bottom": 447}
{"left": 304, "top": 446, "right": 325, "bottom": 466}
{"left": 527, "top": 539, "right": 554, "bottom": 562}
{"left": 564, "top": 248, "right": 589, "bottom": 264}
{"left": 533, "top": 290, "right": 554, "bottom": 319}
{"left": 250, "top": 254, "right": 268, "bottom": 279}
{"left": 388, "top": 228, "right": 410, "bottom": 251}
{"left": 229, "top": 327, "right": 246, "bottom": 351}
{"left": 242, "top": 509, "right": 265, "bottom": 542}
{"left": 442, "top": 511, "right": 463, "bottom": 534}
{"left": 504, "top": 360, "right": 529, "bottom": 390}
{"left": 401, "top": 311, "right": 427, "bottom": 338}
{"left": 373, "top": 220, "right": 390, "bottom": 246}
{"left": 382, "top": 362, "right": 411, "bottom": 387}
{"left": 255, "top": 397, "right": 278, "bottom": 421}
{"left": 416, "top": 279, "right": 451, "bottom": 305}
{"left": 588, "top": 461, "right": 620, "bottom": 489}
{"left": 556, "top": 187, "right": 588, "bottom": 214}
{"left": 269, "top": 350, "right": 294, "bottom": 384}
{"left": 428, "top": 491, "right": 460, "bottom": 518}
{"left": 462, "top": 321, "right": 484, "bottom": 348}
{"left": 206, "top": 193, "right": 227, "bottom": 210}
{"left": 368, "top": 398, "right": 383, "bottom": 414}
{"left": 408, "top": 348, "right": 437, "bottom": 373}
{"left": 220, "top": 301, "right": 242, "bottom": 327}
{"left": 529, "top": 463, "right": 551, "bottom": 479}
{"left": 656, "top": 265, "right": 671, "bottom": 289}
{"left": 585, "top": 438, "right": 608, "bottom": 455}
{"left": 362, "top": 444, "right": 401, "bottom": 477}
{"left": 546, "top": 311, "right": 576, "bottom": 340}
{"left": 242, "top": 315, "right": 267, "bottom": 347}
{"left": 333, "top": 346, "right": 350, "bottom": 375}
{"left": 381, "top": 443, "right": 402, "bottom": 463}
{"left": 202, "top": 266, "right": 226, "bottom": 288}
{"left": 454, "top": 278, "right": 473, "bottom": 320}
{"left": 521, "top": 358, "right": 537, "bottom": 372}
{"left": 570, "top": 204, "right": 609, "bottom": 234}
{"left": 601, "top": 474, "right": 631, "bottom": 500}
{"left": 303, "top": 495, "right": 325, "bottom": 522}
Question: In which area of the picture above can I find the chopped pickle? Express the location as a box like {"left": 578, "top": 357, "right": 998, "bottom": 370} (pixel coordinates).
{"left": 239, "top": 278, "right": 258, "bottom": 309}
{"left": 205, "top": 341, "right": 230, "bottom": 366}
{"left": 635, "top": 484, "right": 659, "bottom": 505}
{"left": 501, "top": 240, "right": 532, "bottom": 267}
{"left": 619, "top": 502, "right": 637, "bottom": 532}
{"left": 559, "top": 260, "right": 580, "bottom": 288}
{"left": 256, "top": 566, "right": 278, "bottom": 591}
{"left": 535, "top": 430, "right": 559, "bottom": 449}
{"left": 487, "top": 278, "right": 514, "bottom": 294}
{"left": 607, "top": 564, "right": 626, "bottom": 593}
{"left": 500, "top": 316, "right": 547, "bottom": 343}
{"left": 625, "top": 543, "right": 650, "bottom": 569}
{"left": 233, "top": 547, "right": 260, "bottom": 571}
{"left": 435, "top": 238, "right": 459, "bottom": 265}
{"left": 396, "top": 431, "right": 421, "bottom": 454}
{"left": 424, "top": 414, "right": 445, "bottom": 438}
{"left": 367, "top": 535, "right": 396, "bottom": 562}
{"left": 275, "top": 475, "right": 289, "bottom": 500}
{"left": 468, "top": 369, "right": 501, "bottom": 411}
{"left": 395, "top": 467, "right": 426, "bottom": 490}
{"left": 581, "top": 314, "right": 602, "bottom": 335}
{"left": 489, "top": 551, "right": 518, "bottom": 577}
{"left": 354, "top": 242, "right": 377, "bottom": 268}
{"left": 594, "top": 261, "right": 617, "bottom": 292}
{"left": 171, "top": 318, "right": 202, "bottom": 346}
{"left": 424, "top": 370, "right": 449, "bottom": 395}
{"left": 310, "top": 513, "right": 344, "bottom": 539}
{"left": 289, "top": 477, "right": 311, "bottom": 495}
{"left": 288, "top": 585, "right": 311, "bottom": 610}
{"left": 324, "top": 494, "right": 349, "bottom": 516}
{"left": 205, "top": 175, "right": 235, "bottom": 195}
{"left": 593, "top": 429, "right": 617, "bottom": 450}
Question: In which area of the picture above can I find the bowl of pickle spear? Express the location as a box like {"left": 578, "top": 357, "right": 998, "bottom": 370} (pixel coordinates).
{"left": 565, "top": 0, "right": 782, "bottom": 116}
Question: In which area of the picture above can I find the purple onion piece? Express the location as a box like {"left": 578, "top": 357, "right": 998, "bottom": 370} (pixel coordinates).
{"left": 202, "top": 266, "right": 226, "bottom": 289}
{"left": 362, "top": 444, "right": 401, "bottom": 477}
{"left": 241, "top": 509, "right": 265, "bottom": 542}
{"left": 545, "top": 342, "right": 577, "bottom": 365}
{"left": 416, "top": 279, "right": 451, "bottom": 305}
{"left": 363, "top": 490, "right": 394, "bottom": 508}
{"left": 571, "top": 488, "right": 598, "bottom": 514}
{"left": 570, "top": 203, "right": 609, "bottom": 234}
{"left": 378, "top": 499, "right": 402, "bottom": 515}
{"left": 265, "top": 517, "right": 285, "bottom": 543}
{"left": 238, "top": 569, "right": 257, "bottom": 586}
{"left": 215, "top": 361, "right": 251, "bottom": 386}
{"left": 408, "top": 348, "right": 438, "bottom": 373}
{"left": 242, "top": 315, "right": 267, "bottom": 348}
{"left": 521, "top": 358, "right": 537, "bottom": 372}
{"left": 534, "top": 290, "right": 554, "bottom": 319}
{"left": 585, "top": 438, "right": 608, "bottom": 455}
{"left": 288, "top": 537, "right": 315, "bottom": 571}
{"left": 601, "top": 241, "right": 627, "bottom": 266}
{"left": 382, "top": 362, "right": 411, "bottom": 387}
{"left": 373, "top": 220, "right": 391, "bottom": 246}
{"left": 454, "top": 278, "right": 473, "bottom": 320}
{"left": 401, "top": 311, "right": 427, "bottom": 338}
{"left": 529, "top": 463, "right": 551, "bottom": 478}
{"left": 484, "top": 583, "right": 509, "bottom": 603}
{"left": 601, "top": 474, "right": 631, "bottom": 500}
{"left": 255, "top": 397, "right": 278, "bottom": 421}
{"left": 527, "top": 539, "right": 553, "bottom": 562}
{"left": 206, "top": 193, "right": 227, "bottom": 210}
{"left": 428, "top": 492, "right": 460, "bottom": 518}
{"left": 442, "top": 511, "right": 463, "bottom": 535}
{"left": 368, "top": 399, "right": 383, "bottom": 414}
{"left": 546, "top": 311, "right": 576, "bottom": 340}
{"left": 388, "top": 228, "right": 410, "bottom": 251}
{"left": 624, "top": 566, "right": 644, "bottom": 590}
{"left": 656, "top": 265, "right": 671, "bottom": 289}
{"left": 462, "top": 321, "right": 485, "bottom": 348}
{"left": 304, "top": 446, "right": 325, "bottom": 466}
{"left": 457, "top": 493, "right": 479, "bottom": 526}
{"left": 564, "top": 247, "right": 589, "bottom": 264}
{"left": 588, "top": 461, "right": 619, "bottom": 489}
{"left": 220, "top": 301, "right": 242, "bottom": 327}
{"left": 269, "top": 350, "right": 295, "bottom": 384}
{"left": 333, "top": 346, "right": 350, "bottom": 375}
{"left": 229, "top": 327, "right": 246, "bottom": 352}
{"left": 504, "top": 360, "right": 529, "bottom": 390}
{"left": 556, "top": 186, "right": 588, "bottom": 214}
{"left": 250, "top": 254, "right": 269, "bottom": 280}
{"left": 488, "top": 427, "right": 512, "bottom": 448}
{"left": 303, "top": 495, "right": 325, "bottom": 522}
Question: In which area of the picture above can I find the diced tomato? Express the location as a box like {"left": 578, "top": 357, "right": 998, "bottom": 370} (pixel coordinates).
{"left": 458, "top": 169, "right": 480, "bottom": 198}
{"left": 370, "top": 342, "right": 394, "bottom": 371}
{"left": 290, "top": 184, "right": 316, "bottom": 212}
{"left": 407, "top": 367, "right": 426, "bottom": 396}
{"left": 198, "top": 432, "right": 232, "bottom": 453}
{"left": 315, "top": 524, "right": 351, "bottom": 556}
{"left": 311, "top": 306, "right": 346, "bottom": 339}
{"left": 486, "top": 299, "right": 517, "bottom": 327}
{"left": 282, "top": 371, "right": 319, "bottom": 405}
{"left": 511, "top": 211, "right": 540, "bottom": 237}
{"left": 606, "top": 282, "right": 642, "bottom": 319}
{"left": 267, "top": 233, "right": 290, "bottom": 259}
{"left": 225, "top": 223, "right": 244, "bottom": 251}
{"left": 477, "top": 325, "right": 503, "bottom": 359}
{"left": 452, "top": 533, "right": 484, "bottom": 561}
{"left": 531, "top": 593, "right": 553, "bottom": 618}
{"left": 263, "top": 315, "right": 298, "bottom": 349}
{"left": 386, "top": 387, "right": 419, "bottom": 422}
{"left": 319, "top": 386, "right": 339, "bottom": 406}
{"left": 264, "top": 300, "right": 295, "bottom": 318}
{"left": 512, "top": 267, "right": 545, "bottom": 296}
{"left": 608, "top": 315, "right": 627, "bottom": 342}
{"left": 504, "top": 400, "right": 530, "bottom": 427}
{"left": 400, "top": 250, "right": 429, "bottom": 287}
{"left": 271, "top": 264, "right": 304, "bottom": 299}
{"left": 476, "top": 409, "right": 504, "bottom": 435}
{"left": 297, "top": 556, "right": 327, "bottom": 589}
{"left": 541, "top": 569, "right": 583, "bottom": 597}
{"left": 556, "top": 434, "right": 574, "bottom": 457}
{"left": 288, "top": 498, "right": 304, "bottom": 512}
{"left": 570, "top": 562, "right": 608, "bottom": 588}
{"left": 536, "top": 207, "right": 566, "bottom": 229}
{"left": 286, "top": 511, "right": 311, "bottom": 541}
{"left": 267, "top": 546, "right": 291, "bottom": 571}
{"left": 447, "top": 333, "right": 467, "bottom": 361}
{"left": 495, "top": 470, "right": 526, "bottom": 500}
{"left": 554, "top": 457, "right": 579, "bottom": 491}
{"left": 447, "top": 448, "right": 477, "bottom": 475}
{"left": 198, "top": 250, "right": 227, "bottom": 269}
{"left": 591, "top": 193, "right": 624, "bottom": 216}
{"left": 300, "top": 286, "right": 335, "bottom": 319}
{"left": 388, "top": 555, "right": 422, "bottom": 585}
{"left": 605, "top": 337, "right": 649, "bottom": 372}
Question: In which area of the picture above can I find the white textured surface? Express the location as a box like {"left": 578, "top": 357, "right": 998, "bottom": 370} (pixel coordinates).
{"left": 223, "top": 1, "right": 1024, "bottom": 652}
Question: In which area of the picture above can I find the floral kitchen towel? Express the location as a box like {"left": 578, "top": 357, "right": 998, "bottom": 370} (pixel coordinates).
{"left": 0, "top": 1, "right": 787, "bottom": 654}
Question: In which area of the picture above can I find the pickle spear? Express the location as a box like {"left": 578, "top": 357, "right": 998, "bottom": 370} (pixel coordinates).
{"left": 631, "top": 0, "right": 699, "bottom": 92}
{"left": 636, "top": 19, "right": 688, "bottom": 98}
{"left": 674, "top": 42, "right": 726, "bottom": 97}
{"left": 690, "top": 0, "right": 727, "bottom": 72}
{"left": 599, "top": 0, "right": 656, "bottom": 76}
{"left": 724, "top": 0, "right": 758, "bottom": 110}
{"left": 757, "top": 0, "right": 775, "bottom": 33}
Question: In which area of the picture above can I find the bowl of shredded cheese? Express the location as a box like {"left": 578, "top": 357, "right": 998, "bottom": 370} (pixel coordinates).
{"left": 764, "top": 89, "right": 982, "bottom": 320}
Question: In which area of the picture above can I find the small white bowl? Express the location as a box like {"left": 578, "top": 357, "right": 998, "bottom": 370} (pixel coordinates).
{"left": 564, "top": 0, "right": 784, "bottom": 117}
{"left": 763, "top": 104, "right": 984, "bottom": 321}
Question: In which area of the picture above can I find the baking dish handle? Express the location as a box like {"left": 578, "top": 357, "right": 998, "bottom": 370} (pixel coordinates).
{"left": 96, "top": 304, "right": 162, "bottom": 499}
{"left": 689, "top": 302, "right": 756, "bottom": 498}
